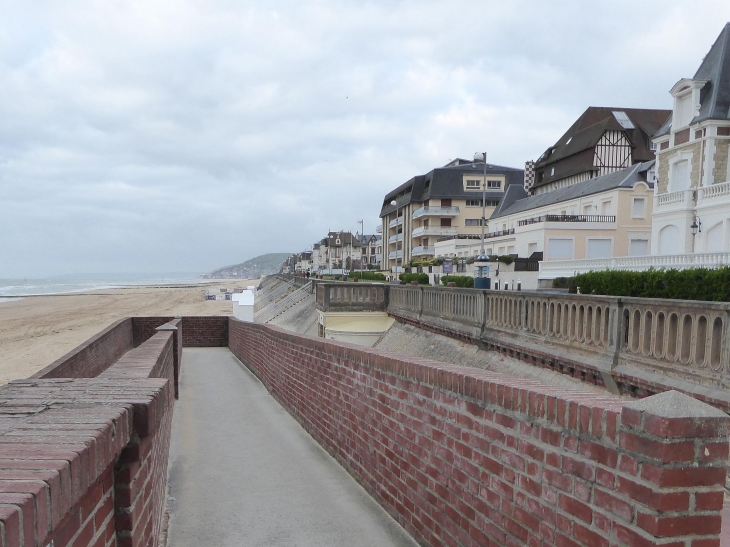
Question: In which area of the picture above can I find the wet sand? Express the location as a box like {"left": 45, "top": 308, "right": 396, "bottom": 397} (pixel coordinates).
{"left": 0, "top": 280, "right": 256, "bottom": 385}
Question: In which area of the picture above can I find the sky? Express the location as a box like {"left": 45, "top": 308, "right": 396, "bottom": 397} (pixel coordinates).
{"left": 2, "top": 1, "right": 730, "bottom": 278}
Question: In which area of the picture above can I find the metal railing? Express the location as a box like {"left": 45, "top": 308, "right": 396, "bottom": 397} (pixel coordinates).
{"left": 518, "top": 214, "right": 616, "bottom": 226}
{"left": 411, "top": 206, "right": 461, "bottom": 219}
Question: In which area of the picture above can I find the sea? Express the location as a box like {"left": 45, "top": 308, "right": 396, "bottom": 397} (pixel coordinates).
{"left": 0, "top": 273, "right": 210, "bottom": 304}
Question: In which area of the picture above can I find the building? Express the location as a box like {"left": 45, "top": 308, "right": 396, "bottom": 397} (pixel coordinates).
{"left": 324, "top": 231, "right": 362, "bottom": 270}
{"left": 357, "top": 233, "right": 382, "bottom": 268}
{"left": 531, "top": 106, "right": 670, "bottom": 195}
{"left": 379, "top": 158, "right": 524, "bottom": 271}
{"left": 651, "top": 23, "right": 730, "bottom": 257}
{"left": 434, "top": 162, "right": 655, "bottom": 288}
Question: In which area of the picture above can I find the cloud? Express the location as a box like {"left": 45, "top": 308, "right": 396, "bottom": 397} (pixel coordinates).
{"left": 1, "top": 0, "right": 729, "bottom": 277}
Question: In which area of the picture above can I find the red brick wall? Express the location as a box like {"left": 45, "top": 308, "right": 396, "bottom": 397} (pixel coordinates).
{"left": 32, "top": 318, "right": 134, "bottom": 379}
{"left": 229, "top": 319, "right": 730, "bottom": 547}
{"left": 133, "top": 316, "right": 227, "bottom": 348}
{"left": 0, "top": 330, "right": 176, "bottom": 546}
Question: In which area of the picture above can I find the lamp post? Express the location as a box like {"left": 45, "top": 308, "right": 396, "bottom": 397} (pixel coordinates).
{"left": 691, "top": 215, "right": 702, "bottom": 252}
{"left": 390, "top": 199, "right": 399, "bottom": 281}
{"left": 359, "top": 219, "right": 364, "bottom": 278}
{"left": 473, "top": 152, "right": 487, "bottom": 254}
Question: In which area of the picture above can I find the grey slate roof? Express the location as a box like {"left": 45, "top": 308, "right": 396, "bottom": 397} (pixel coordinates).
{"left": 656, "top": 23, "right": 730, "bottom": 137}
{"left": 490, "top": 161, "right": 654, "bottom": 219}
{"left": 379, "top": 161, "right": 524, "bottom": 218}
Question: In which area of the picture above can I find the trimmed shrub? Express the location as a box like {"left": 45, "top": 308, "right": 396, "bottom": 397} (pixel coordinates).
{"left": 552, "top": 277, "right": 577, "bottom": 293}
{"left": 357, "top": 271, "right": 387, "bottom": 281}
{"left": 399, "top": 273, "right": 429, "bottom": 285}
{"left": 572, "top": 267, "right": 730, "bottom": 301}
{"left": 441, "top": 275, "right": 474, "bottom": 288}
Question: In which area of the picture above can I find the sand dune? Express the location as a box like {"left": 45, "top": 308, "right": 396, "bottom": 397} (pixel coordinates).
{"left": 0, "top": 280, "right": 256, "bottom": 385}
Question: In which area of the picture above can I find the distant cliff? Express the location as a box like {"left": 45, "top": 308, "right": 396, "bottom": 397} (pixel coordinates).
{"left": 202, "top": 253, "right": 292, "bottom": 279}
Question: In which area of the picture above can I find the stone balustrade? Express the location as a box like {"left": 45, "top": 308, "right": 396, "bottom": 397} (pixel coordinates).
{"left": 315, "top": 281, "right": 388, "bottom": 312}
{"left": 310, "top": 282, "right": 730, "bottom": 409}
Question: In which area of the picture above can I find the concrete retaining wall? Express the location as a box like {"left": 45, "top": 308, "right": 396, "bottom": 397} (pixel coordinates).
{"left": 229, "top": 318, "right": 730, "bottom": 547}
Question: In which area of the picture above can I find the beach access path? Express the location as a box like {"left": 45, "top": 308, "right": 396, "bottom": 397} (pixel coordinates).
{"left": 166, "top": 347, "right": 418, "bottom": 547}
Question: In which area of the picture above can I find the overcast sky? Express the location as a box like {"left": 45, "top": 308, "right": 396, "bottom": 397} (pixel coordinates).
{"left": 2, "top": 1, "right": 729, "bottom": 277}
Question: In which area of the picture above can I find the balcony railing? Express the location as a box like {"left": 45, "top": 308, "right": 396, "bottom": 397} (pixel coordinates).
{"left": 485, "top": 228, "right": 515, "bottom": 239}
{"left": 437, "top": 234, "right": 482, "bottom": 242}
{"left": 518, "top": 214, "right": 616, "bottom": 226}
{"left": 411, "top": 226, "right": 459, "bottom": 238}
{"left": 388, "top": 233, "right": 403, "bottom": 244}
{"left": 539, "top": 251, "right": 730, "bottom": 279}
{"left": 412, "top": 245, "right": 435, "bottom": 256}
{"left": 388, "top": 216, "right": 403, "bottom": 228}
{"left": 699, "top": 180, "right": 730, "bottom": 202}
{"left": 655, "top": 189, "right": 694, "bottom": 209}
{"left": 388, "top": 251, "right": 403, "bottom": 259}
{"left": 412, "top": 206, "right": 460, "bottom": 219}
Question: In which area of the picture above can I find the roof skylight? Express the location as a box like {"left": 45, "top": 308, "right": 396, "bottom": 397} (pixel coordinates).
{"left": 612, "top": 111, "right": 635, "bottom": 129}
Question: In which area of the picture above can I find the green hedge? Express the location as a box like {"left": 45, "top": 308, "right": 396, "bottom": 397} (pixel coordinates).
{"left": 441, "top": 275, "right": 474, "bottom": 288}
{"left": 356, "top": 271, "right": 386, "bottom": 281}
{"left": 572, "top": 267, "right": 730, "bottom": 301}
{"left": 399, "top": 273, "right": 429, "bottom": 285}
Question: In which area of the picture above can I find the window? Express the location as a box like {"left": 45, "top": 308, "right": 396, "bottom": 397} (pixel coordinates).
{"left": 487, "top": 180, "right": 501, "bottom": 189}
{"left": 583, "top": 204, "right": 593, "bottom": 215}
{"left": 527, "top": 242, "right": 538, "bottom": 256}
{"left": 670, "top": 159, "right": 690, "bottom": 191}
{"left": 632, "top": 197, "right": 646, "bottom": 218}
{"left": 629, "top": 239, "right": 649, "bottom": 256}
{"left": 440, "top": 218, "right": 452, "bottom": 227}
{"left": 586, "top": 239, "right": 612, "bottom": 259}
{"left": 466, "top": 179, "right": 481, "bottom": 188}
{"left": 551, "top": 167, "right": 555, "bottom": 176}
{"left": 547, "top": 238, "right": 573, "bottom": 259}
{"left": 674, "top": 93, "right": 694, "bottom": 129}
{"left": 601, "top": 200, "right": 612, "bottom": 215}
{"left": 465, "top": 219, "right": 483, "bottom": 226}
{"left": 466, "top": 199, "right": 499, "bottom": 207}
{"left": 612, "top": 111, "right": 635, "bottom": 129}
{"left": 649, "top": 142, "right": 657, "bottom": 151}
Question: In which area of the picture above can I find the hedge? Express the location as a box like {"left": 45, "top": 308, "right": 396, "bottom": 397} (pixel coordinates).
{"left": 441, "top": 275, "right": 474, "bottom": 288}
{"left": 356, "top": 271, "right": 386, "bottom": 281}
{"left": 399, "top": 273, "right": 429, "bottom": 285}
{"left": 572, "top": 267, "right": 730, "bottom": 301}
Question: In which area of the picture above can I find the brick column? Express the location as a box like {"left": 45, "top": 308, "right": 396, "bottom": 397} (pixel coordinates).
{"left": 616, "top": 390, "right": 729, "bottom": 545}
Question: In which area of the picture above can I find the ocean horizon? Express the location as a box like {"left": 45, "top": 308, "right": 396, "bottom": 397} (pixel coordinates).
{"left": 0, "top": 272, "right": 212, "bottom": 300}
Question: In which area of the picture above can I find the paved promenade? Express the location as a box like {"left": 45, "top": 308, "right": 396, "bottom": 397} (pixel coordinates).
{"left": 166, "top": 347, "right": 417, "bottom": 547}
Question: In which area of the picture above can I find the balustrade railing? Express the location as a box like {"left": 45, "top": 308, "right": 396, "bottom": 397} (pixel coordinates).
{"left": 315, "top": 282, "right": 388, "bottom": 312}
{"left": 518, "top": 214, "right": 616, "bottom": 226}
{"left": 699, "top": 180, "right": 730, "bottom": 202}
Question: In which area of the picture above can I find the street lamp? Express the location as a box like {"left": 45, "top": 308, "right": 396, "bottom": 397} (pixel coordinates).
{"left": 474, "top": 152, "right": 487, "bottom": 254}
{"left": 690, "top": 215, "right": 702, "bottom": 236}
{"left": 390, "top": 199, "right": 400, "bottom": 281}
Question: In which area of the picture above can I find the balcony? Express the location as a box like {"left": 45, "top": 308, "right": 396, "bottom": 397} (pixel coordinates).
{"left": 376, "top": 225, "right": 382, "bottom": 233}
{"left": 654, "top": 189, "right": 694, "bottom": 211}
{"left": 411, "top": 246, "right": 435, "bottom": 257}
{"left": 388, "top": 251, "right": 403, "bottom": 259}
{"left": 411, "top": 226, "right": 459, "bottom": 238}
{"left": 698, "top": 180, "right": 730, "bottom": 204}
{"left": 518, "top": 214, "right": 616, "bottom": 226}
{"left": 388, "top": 233, "right": 403, "bottom": 244}
{"left": 411, "top": 206, "right": 460, "bottom": 219}
{"left": 388, "top": 216, "right": 403, "bottom": 228}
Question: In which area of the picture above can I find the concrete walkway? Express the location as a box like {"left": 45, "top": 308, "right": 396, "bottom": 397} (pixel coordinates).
{"left": 166, "top": 348, "right": 417, "bottom": 547}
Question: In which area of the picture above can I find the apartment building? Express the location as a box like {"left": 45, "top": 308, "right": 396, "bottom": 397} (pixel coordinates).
{"left": 530, "top": 106, "right": 669, "bottom": 195}
{"left": 435, "top": 162, "right": 654, "bottom": 263}
{"left": 379, "top": 158, "right": 524, "bottom": 271}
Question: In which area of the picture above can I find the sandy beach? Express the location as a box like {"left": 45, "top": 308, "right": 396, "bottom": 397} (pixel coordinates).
{"left": 0, "top": 279, "right": 257, "bottom": 385}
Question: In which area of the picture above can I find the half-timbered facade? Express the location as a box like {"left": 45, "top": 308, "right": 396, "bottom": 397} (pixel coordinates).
{"left": 530, "top": 106, "right": 670, "bottom": 195}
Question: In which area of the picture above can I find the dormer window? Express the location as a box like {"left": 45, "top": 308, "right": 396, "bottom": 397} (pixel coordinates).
{"left": 670, "top": 78, "right": 707, "bottom": 130}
